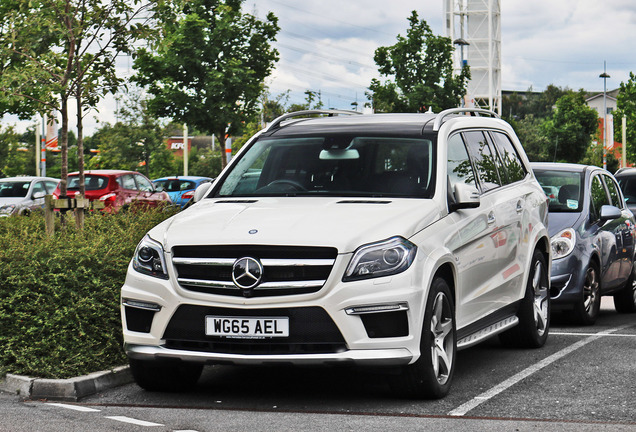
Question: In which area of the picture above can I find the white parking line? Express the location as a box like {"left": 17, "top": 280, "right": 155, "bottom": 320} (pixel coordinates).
{"left": 448, "top": 323, "right": 633, "bottom": 417}
{"left": 105, "top": 416, "right": 164, "bottom": 427}
{"left": 551, "top": 331, "right": 636, "bottom": 337}
{"left": 47, "top": 403, "right": 100, "bottom": 412}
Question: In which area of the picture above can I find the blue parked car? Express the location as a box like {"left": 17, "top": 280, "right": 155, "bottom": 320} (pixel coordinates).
{"left": 152, "top": 176, "right": 213, "bottom": 208}
{"left": 532, "top": 162, "right": 636, "bottom": 325}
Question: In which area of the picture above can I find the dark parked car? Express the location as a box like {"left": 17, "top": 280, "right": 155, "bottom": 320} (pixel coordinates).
{"left": 614, "top": 167, "right": 636, "bottom": 215}
{"left": 532, "top": 162, "right": 636, "bottom": 324}
{"left": 53, "top": 170, "right": 171, "bottom": 212}
{"left": 152, "top": 176, "right": 213, "bottom": 208}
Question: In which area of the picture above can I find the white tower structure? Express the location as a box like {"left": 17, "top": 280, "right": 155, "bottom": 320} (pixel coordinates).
{"left": 444, "top": 0, "right": 502, "bottom": 114}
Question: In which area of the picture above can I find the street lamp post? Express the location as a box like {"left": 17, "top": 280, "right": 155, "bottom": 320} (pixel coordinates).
{"left": 600, "top": 62, "right": 610, "bottom": 170}
{"left": 454, "top": 38, "right": 469, "bottom": 108}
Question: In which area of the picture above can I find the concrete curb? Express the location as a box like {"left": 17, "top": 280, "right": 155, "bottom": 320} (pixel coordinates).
{"left": 0, "top": 365, "right": 133, "bottom": 401}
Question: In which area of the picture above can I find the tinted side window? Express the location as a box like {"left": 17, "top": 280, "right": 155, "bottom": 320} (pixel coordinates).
{"left": 490, "top": 131, "right": 527, "bottom": 183}
{"left": 447, "top": 133, "right": 476, "bottom": 190}
{"left": 462, "top": 131, "right": 502, "bottom": 192}
{"left": 590, "top": 175, "right": 610, "bottom": 221}
{"left": 603, "top": 174, "right": 622, "bottom": 208}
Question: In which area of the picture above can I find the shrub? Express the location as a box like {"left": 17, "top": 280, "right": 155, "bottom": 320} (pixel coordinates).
{"left": 0, "top": 207, "right": 177, "bottom": 379}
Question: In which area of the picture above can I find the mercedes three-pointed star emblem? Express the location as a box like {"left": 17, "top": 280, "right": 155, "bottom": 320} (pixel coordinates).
{"left": 231, "top": 257, "right": 263, "bottom": 290}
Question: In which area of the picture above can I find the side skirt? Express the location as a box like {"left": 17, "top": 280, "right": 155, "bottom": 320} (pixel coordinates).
{"left": 456, "top": 302, "right": 521, "bottom": 350}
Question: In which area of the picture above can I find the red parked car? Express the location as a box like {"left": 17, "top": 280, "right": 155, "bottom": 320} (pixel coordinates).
{"left": 53, "top": 170, "right": 172, "bottom": 212}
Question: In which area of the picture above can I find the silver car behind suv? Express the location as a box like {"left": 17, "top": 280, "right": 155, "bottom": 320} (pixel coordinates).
{"left": 0, "top": 176, "right": 60, "bottom": 216}
{"left": 121, "top": 108, "right": 551, "bottom": 399}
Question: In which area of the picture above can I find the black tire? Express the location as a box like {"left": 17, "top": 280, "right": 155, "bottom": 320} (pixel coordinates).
{"left": 499, "top": 250, "right": 550, "bottom": 348}
{"left": 614, "top": 267, "right": 636, "bottom": 313}
{"left": 129, "top": 358, "right": 203, "bottom": 392}
{"left": 571, "top": 262, "right": 601, "bottom": 325}
{"left": 392, "top": 277, "right": 456, "bottom": 399}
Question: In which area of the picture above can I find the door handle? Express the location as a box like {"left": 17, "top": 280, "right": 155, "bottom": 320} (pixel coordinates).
{"left": 487, "top": 211, "right": 496, "bottom": 224}
{"left": 516, "top": 200, "right": 523, "bottom": 213}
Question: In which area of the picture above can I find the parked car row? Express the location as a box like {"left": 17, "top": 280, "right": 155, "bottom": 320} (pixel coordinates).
{"left": 0, "top": 171, "right": 214, "bottom": 215}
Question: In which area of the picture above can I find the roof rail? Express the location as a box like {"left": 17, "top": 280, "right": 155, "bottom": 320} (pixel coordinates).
{"left": 433, "top": 108, "right": 500, "bottom": 131}
{"left": 264, "top": 109, "right": 363, "bottom": 133}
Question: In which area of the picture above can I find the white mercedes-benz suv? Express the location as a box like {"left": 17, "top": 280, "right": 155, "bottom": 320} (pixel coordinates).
{"left": 121, "top": 108, "right": 551, "bottom": 399}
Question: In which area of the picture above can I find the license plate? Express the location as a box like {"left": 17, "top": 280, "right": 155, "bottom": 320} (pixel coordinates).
{"left": 205, "top": 316, "right": 289, "bottom": 338}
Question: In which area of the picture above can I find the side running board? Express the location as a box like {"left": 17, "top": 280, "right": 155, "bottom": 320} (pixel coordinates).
{"left": 457, "top": 316, "right": 519, "bottom": 350}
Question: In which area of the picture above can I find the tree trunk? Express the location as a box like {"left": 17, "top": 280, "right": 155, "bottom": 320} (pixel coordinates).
{"left": 60, "top": 96, "right": 69, "bottom": 198}
{"left": 77, "top": 88, "right": 85, "bottom": 196}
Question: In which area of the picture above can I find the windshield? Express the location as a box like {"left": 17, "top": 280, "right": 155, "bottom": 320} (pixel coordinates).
{"left": 533, "top": 169, "right": 583, "bottom": 212}
{"left": 0, "top": 181, "right": 30, "bottom": 198}
{"left": 215, "top": 136, "right": 435, "bottom": 198}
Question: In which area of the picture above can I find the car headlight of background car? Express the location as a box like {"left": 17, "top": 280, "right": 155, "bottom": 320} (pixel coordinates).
{"left": 132, "top": 235, "right": 169, "bottom": 279}
{"left": 343, "top": 236, "right": 417, "bottom": 281}
{"left": 0, "top": 204, "right": 16, "bottom": 216}
{"left": 551, "top": 228, "right": 576, "bottom": 259}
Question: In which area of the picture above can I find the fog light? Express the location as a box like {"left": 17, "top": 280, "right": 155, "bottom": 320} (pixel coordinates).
{"left": 345, "top": 303, "right": 408, "bottom": 315}
{"left": 122, "top": 298, "right": 162, "bottom": 311}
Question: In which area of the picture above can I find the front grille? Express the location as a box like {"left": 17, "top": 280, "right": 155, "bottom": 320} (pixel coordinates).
{"left": 172, "top": 245, "right": 337, "bottom": 297}
{"left": 162, "top": 305, "right": 347, "bottom": 355}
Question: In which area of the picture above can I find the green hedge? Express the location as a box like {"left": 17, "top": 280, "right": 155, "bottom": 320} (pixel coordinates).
{"left": 0, "top": 208, "right": 177, "bottom": 379}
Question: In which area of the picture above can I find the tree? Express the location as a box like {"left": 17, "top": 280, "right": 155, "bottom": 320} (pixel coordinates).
{"left": 366, "top": 11, "right": 470, "bottom": 113}
{"left": 0, "top": 125, "right": 26, "bottom": 177}
{"left": 508, "top": 115, "right": 550, "bottom": 162}
{"left": 542, "top": 91, "right": 598, "bottom": 163}
{"left": 85, "top": 93, "right": 176, "bottom": 178}
{"left": 0, "top": 0, "right": 151, "bottom": 197}
{"left": 132, "top": 0, "right": 280, "bottom": 169}
{"left": 613, "top": 72, "right": 636, "bottom": 163}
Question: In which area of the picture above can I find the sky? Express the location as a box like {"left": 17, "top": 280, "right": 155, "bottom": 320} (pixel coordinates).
{"left": 3, "top": 0, "right": 636, "bottom": 136}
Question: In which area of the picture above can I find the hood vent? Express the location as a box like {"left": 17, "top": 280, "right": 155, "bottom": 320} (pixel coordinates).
{"left": 214, "top": 200, "right": 258, "bottom": 204}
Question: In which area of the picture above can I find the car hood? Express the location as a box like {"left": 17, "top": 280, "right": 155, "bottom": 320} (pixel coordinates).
{"left": 547, "top": 211, "right": 584, "bottom": 237}
{"left": 0, "top": 197, "right": 26, "bottom": 207}
{"left": 151, "top": 197, "right": 442, "bottom": 254}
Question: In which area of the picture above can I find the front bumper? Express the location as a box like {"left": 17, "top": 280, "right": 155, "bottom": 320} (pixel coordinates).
{"left": 125, "top": 343, "right": 413, "bottom": 366}
{"left": 550, "top": 254, "right": 584, "bottom": 307}
{"left": 121, "top": 254, "right": 427, "bottom": 367}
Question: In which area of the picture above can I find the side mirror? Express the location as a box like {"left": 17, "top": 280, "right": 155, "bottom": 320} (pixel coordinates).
{"left": 599, "top": 204, "right": 621, "bottom": 222}
{"left": 450, "top": 182, "right": 480, "bottom": 211}
{"left": 192, "top": 182, "right": 213, "bottom": 203}
{"left": 32, "top": 191, "right": 46, "bottom": 199}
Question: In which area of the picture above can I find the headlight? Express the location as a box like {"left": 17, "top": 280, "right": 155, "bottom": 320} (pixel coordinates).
{"left": 551, "top": 228, "right": 576, "bottom": 259}
{"left": 132, "top": 235, "right": 169, "bottom": 279}
{"left": 0, "top": 204, "right": 16, "bottom": 216}
{"left": 343, "top": 236, "right": 417, "bottom": 281}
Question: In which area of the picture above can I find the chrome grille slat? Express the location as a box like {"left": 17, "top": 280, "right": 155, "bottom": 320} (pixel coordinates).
{"left": 173, "top": 257, "right": 235, "bottom": 266}
{"left": 178, "top": 278, "right": 327, "bottom": 290}
{"left": 173, "top": 257, "right": 334, "bottom": 267}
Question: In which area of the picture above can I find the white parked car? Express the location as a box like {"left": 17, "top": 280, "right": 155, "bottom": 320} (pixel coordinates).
{"left": 0, "top": 176, "right": 60, "bottom": 216}
{"left": 121, "top": 109, "right": 551, "bottom": 399}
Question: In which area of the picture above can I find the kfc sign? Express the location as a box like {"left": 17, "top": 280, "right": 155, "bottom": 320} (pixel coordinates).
{"left": 166, "top": 136, "right": 191, "bottom": 157}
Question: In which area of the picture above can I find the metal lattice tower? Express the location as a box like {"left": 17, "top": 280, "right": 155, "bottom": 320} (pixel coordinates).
{"left": 445, "top": 0, "right": 502, "bottom": 114}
